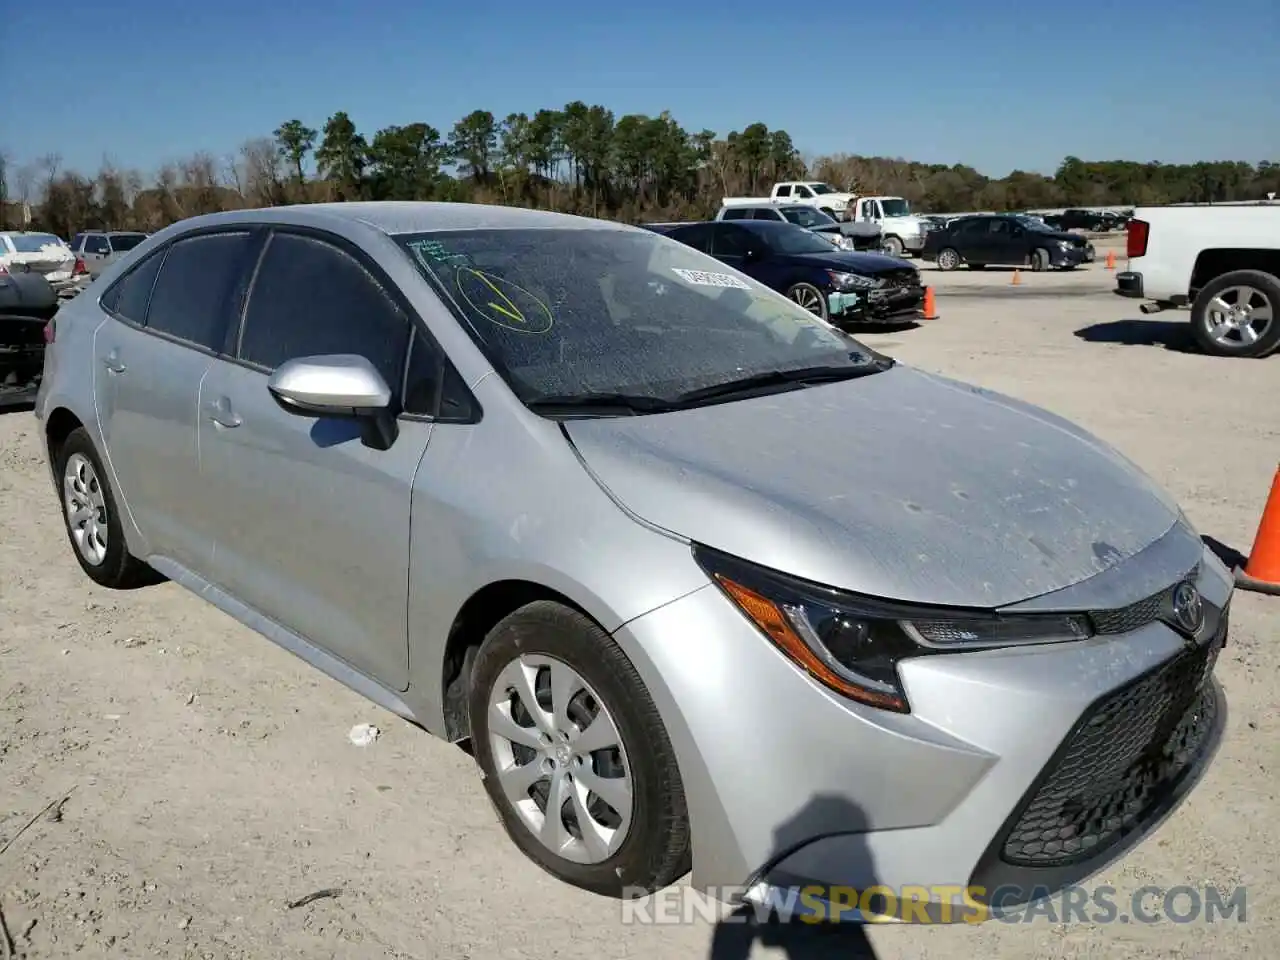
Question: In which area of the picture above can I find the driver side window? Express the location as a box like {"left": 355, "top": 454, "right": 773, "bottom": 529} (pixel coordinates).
{"left": 237, "top": 231, "right": 412, "bottom": 394}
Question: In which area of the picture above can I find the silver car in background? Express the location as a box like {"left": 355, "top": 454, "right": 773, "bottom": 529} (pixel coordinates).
{"left": 35, "top": 202, "right": 1229, "bottom": 920}
{"left": 69, "top": 230, "right": 149, "bottom": 278}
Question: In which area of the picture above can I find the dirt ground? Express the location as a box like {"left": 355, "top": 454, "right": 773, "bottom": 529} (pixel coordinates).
{"left": 2, "top": 251, "right": 1277, "bottom": 960}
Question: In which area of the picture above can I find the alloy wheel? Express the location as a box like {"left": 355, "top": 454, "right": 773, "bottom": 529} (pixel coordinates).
{"left": 64, "top": 452, "right": 107, "bottom": 566}
{"left": 1203, "top": 285, "right": 1274, "bottom": 349}
{"left": 788, "top": 286, "right": 825, "bottom": 315}
{"left": 487, "top": 654, "right": 634, "bottom": 864}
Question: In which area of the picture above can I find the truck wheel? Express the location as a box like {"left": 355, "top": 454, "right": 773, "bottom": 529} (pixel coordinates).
{"left": 786, "top": 283, "right": 829, "bottom": 320}
{"left": 936, "top": 248, "right": 961, "bottom": 271}
{"left": 1031, "top": 248, "right": 1050, "bottom": 272}
{"left": 1190, "top": 269, "right": 1280, "bottom": 358}
{"left": 882, "top": 236, "right": 904, "bottom": 257}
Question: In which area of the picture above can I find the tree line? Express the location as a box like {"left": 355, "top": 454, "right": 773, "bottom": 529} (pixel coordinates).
{"left": 3, "top": 105, "right": 1278, "bottom": 239}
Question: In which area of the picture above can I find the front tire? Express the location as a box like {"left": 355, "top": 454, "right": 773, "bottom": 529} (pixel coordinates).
{"left": 786, "top": 282, "right": 830, "bottom": 320}
{"left": 1031, "top": 247, "right": 1051, "bottom": 272}
{"left": 1190, "top": 269, "right": 1280, "bottom": 358}
{"left": 469, "top": 601, "right": 691, "bottom": 898}
{"left": 55, "top": 427, "right": 154, "bottom": 589}
{"left": 882, "top": 236, "right": 904, "bottom": 257}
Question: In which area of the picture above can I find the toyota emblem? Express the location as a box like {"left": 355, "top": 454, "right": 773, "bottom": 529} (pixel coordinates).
{"left": 1171, "top": 581, "right": 1205, "bottom": 637}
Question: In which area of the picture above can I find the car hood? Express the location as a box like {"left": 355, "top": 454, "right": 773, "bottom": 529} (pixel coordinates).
{"left": 564, "top": 365, "right": 1180, "bottom": 608}
{"left": 788, "top": 250, "right": 915, "bottom": 274}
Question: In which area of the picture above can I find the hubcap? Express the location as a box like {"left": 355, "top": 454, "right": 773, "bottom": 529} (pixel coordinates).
{"left": 789, "top": 287, "right": 824, "bottom": 315}
{"left": 63, "top": 452, "right": 108, "bottom": 565}
{"left": 487, "top": 654, "right": 633, "bottom": 864}
{"left": 1205, "top": 285, "right": 1273, "bottom": 347}
{"left": 939, "top": 250, "right": 957, "bottom": 269}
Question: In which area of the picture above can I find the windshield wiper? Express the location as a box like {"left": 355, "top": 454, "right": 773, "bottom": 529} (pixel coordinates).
{"left": 526, "top": 392, "right": 682, "bottom": 417}
{"left": 673, "top": 356, "right": 893, "bottom": 406}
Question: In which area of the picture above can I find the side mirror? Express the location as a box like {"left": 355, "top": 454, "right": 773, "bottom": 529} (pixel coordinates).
{"left": 267, "top": 354, "right": 399, "bottom": 450}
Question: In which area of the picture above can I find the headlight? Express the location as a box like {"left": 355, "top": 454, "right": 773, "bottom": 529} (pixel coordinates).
{"left": 1058, "top": 240, "right": 1075, "bottom": 251}
{"left": 826, "top": 270, "right": 877, "bottom": 291}
{"left": 694, "top": 545, "right": 1095, "bottom": 713}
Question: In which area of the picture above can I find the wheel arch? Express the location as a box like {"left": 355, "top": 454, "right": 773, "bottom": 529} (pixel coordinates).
{"left": 440, "top": 578, "right": 598, "bottom": 742}
{"left": 1189, "top": 249, "right": 1280, "bottom": 299}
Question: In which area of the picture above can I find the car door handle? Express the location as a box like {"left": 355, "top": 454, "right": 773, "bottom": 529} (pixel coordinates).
{"left": 206, "top": 398, "right": 242, "bottom": 428}
{"left": 102, "top": 352, "right": 126, "bottom": 374}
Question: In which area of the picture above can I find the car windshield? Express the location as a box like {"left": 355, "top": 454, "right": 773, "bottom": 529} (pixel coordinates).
{"left": 758, "top": 224, "right": 843, "bottom": 255}
{"left": 108, "top": 234, "right": 146, "bottom": 252}
{"left": 396, "top": 228, "right": 883, "bottom": 408}
{"left": 8, "top": 234, "right": 66, "bottom": 253}
{"left": 807, "top": 183, "right": 837, "bottom": 195}
{"left": 781, "top": 207, "right": 836, "bottom": 228}
{"left": 880, "top": 199, "right": 911, "bottom": 217}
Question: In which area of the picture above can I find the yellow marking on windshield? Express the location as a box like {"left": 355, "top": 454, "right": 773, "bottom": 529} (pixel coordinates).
{"left": 467, "top": 269, "right": 526, "bottom": 324}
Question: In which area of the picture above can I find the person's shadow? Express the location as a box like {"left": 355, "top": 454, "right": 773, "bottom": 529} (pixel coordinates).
{"left": 707, "top": 794, "right": 880, "bottom": 959}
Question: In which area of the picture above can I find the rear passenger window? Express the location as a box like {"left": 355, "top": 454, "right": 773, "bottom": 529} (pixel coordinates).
{"left": 238, "top": 231, "right": 411, "bottom": 391}
{"left": 100, "top": 249, "right": 165, "bottom": 323}
{"left": 145, "top": 232, "right": 254, "bottom": 349}
{"left": 721, "top": 208, "right": 749, "bottom": 221}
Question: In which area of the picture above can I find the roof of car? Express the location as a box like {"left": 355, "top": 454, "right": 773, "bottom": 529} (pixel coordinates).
{"left": 156, "top": 201, "right": 635, "bottom": 238}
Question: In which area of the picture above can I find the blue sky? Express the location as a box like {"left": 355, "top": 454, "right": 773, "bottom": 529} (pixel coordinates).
{"left": 5, "top": 0, "right": 1278, "bottom": 180}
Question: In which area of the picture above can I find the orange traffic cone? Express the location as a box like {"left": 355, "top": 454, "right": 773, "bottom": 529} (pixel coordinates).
{"left": 1235, "top": 464, "right": 1280, "bottom": 596}
{"left": 1011, "top": 270, "right": 1021, "bottom": 286}
{"left": 1105, "top": 250, "right": 1116, "bottom": 270}
{"left": 921, "top": 287, "right": 937, "bottom": 320}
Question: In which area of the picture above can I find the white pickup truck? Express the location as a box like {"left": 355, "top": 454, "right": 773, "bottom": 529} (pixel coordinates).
{"left": 721, "top": 182, "right": 858, "bottom": 221}
{"left": 1117, "top": 202, "right": 1280, "bottom": 357}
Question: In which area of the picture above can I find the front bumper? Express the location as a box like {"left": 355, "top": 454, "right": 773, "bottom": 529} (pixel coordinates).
{"left": 829, "top": 284, "right": 925, "bottom": 324}
{"left": 616, "top": 541, "right": 1232, "bottom": 921}
{"left": 1051, "top": 245, "right": 1092, "bottom": 267}
{"left": 1115, "top": 271, "right": 1144, "bottom": 298}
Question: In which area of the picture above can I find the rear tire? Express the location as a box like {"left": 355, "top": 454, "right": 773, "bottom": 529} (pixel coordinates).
{"left": 55, "top": 427, "right": 155, "bottom": 589}
{"left": 469, "top": 601, "right": 691, "bottom": 898}
{"left": 1189, "top": 269, "right": 1280, "bottom": 358}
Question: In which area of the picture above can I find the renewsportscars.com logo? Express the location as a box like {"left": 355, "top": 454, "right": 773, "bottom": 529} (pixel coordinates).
{"left": 620, "top": 883, "right": 1248, "bottom": 925}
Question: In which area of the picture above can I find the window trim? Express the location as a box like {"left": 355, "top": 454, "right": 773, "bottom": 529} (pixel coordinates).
{"left": 230, "top": 224, "right": 480, "bottom": 425}
{"left": 98, "top": 244, "right": 170, "bottom": 327}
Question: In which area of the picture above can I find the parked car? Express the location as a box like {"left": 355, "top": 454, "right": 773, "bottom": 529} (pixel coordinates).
{"left": 69, "top": 230, "right": 149, "bottom": 278}
{"left": 0, "top": 271, "right": 58, "bottom": 409}
{"left": 1041, "top": 209, "right": 1114, "bottom": 233}
{"left": 921, "top": 214, "right": 1095, "bottom": 271}
{"left": 654, "top": 219, "right": 924, "bottom": 325}
{"left": 37, "top": 202, "right": 1230, "bottom": 920}
{"left": 1116, "top": 202, "right": 1280, "bottom": 357}
{"left": 1, "top": 231, "right": 78, "bottom": 295}
{"left": 716, "top": 203, "right": 883, "bottom": 251}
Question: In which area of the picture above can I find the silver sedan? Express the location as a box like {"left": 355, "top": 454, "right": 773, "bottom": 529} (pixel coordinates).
{"left": 36, "top": 201, "right": 1230, "bottom": 921}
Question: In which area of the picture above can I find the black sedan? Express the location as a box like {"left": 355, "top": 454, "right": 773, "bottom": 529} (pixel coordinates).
{"left": 1, "top": 272, "right": 58, "bottom": 410}
{"left": 920, "top": 214, "right": 1095, "bottom": 272}
{"left": 651, "top": 219, "right": 924, "bottom": 326}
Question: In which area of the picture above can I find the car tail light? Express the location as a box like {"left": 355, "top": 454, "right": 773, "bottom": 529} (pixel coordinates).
{"left": 0, "top": 264, "right": 8, "bottom": 276}
{"left": 43, "top": 319, "right": 56, "bottom": 344}
{"left": 1126, "top": 219, "right": 1149, "bottom": 259}
{"left": 73, "top": 256, "right": 87, "bottom": 276}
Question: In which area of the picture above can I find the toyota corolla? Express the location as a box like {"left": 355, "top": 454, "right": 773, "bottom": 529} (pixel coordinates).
{"left": 35, "top": 202, "right": 1229, "bottom": 919}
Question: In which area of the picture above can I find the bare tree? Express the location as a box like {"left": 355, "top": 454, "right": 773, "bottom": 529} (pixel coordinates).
{"left": 37, "top": 153, "right": 62, "bottom": 201}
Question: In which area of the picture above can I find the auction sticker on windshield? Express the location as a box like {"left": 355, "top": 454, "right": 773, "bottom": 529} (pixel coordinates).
{"left": 671, "top": 268, "right": 750, "bottom": 290}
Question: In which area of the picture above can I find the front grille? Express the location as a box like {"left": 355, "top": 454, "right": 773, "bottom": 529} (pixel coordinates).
{"left": 999, "top": 625, "right": 1223, "bottom": 868}
{"left": 1090, "top": 566, "right": 1198, "bottom": 635}
{"left": 877, "top": 270, "right": 921, "bottom": 290}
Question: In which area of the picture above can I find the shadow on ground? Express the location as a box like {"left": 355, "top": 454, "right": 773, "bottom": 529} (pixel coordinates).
{"left": 1073, "top": 318, "right": 1197, "bottom": 352}
{"left": 1202, "top": 535, "right": 1248, "bottom": 572}
{"left": 707, "top": 794, "right": 879, "bottom": 959}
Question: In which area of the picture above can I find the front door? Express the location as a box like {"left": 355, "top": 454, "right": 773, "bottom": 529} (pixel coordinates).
{"left": 198, "top": 228, "right": 435, "bottom": 691}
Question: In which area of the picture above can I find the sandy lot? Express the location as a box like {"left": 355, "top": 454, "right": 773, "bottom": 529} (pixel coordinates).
{"left": 2, "top": 255, "right": 1277, "bottom": 960}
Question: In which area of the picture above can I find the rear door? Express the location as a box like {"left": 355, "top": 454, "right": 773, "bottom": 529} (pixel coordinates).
{"left": 197, "top": 228, "right": 434, "bottom": 690}
{"left": 664, "top": 223, "right": 714, "bottom": 254}
{"left": 93, "top": 229, "right": 259, "bottom": 568}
